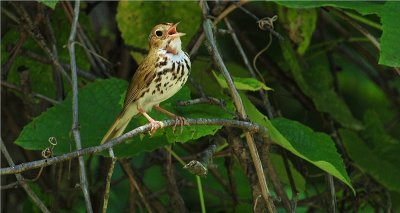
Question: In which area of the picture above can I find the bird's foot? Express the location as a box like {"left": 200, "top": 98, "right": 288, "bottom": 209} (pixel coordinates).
{"left": 149, "top": 119, "right": 163, "bottom": 135}
{"left": 153, "top": 105, "right": 189, "bottom": 134}
{"left": 172, "top": 115, "right": 188, "bottom": 134}
{"left": 139, "top": 109, "right": 164, "bottom": 135}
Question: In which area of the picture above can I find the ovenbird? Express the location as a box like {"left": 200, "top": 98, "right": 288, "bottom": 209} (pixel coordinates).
{"left": 101, "top": 22, "right": 191, "bottom": 144}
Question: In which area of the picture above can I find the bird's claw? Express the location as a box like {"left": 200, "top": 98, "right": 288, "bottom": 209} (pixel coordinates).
{"left": 172, "top": 116, "right": 189, "bottom": 134}
{"left": 149, "top": 120, "right": 163, "bottom": 135}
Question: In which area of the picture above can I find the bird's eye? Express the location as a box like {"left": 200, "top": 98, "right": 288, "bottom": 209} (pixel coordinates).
{"left": 155, "top": 30, "right": 163, "bottom": 37}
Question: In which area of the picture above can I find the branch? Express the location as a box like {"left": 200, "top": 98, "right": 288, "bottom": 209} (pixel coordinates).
{"left": 12, "top": 46, "right": 99, "bottom": 81}
{"left": 224, "top": 18, "right": 274, "bottom": 118}
{"left": 326, "top": 174, "right": 337, "bottom": 212}
{"left": 9, "top": 2, "right": 72, "bottom": 84}
{"left": 120, "top": 159, "right": 167, "bottom": 213}
{"left": 188, "top": 0, "right": 248, "bottom": 57}
{"left": 162, "top": 148, "right": 187, "bottom": 212}
{"left": 67, "top": 1, "right": 93, "bottom": 212}
{"left": 201, "top": 1, "right": 276, "bottom": 212}
{"left": 332, "top": 8, "right": 380, "bottom": 51}
{"left": 62, "top": 1, "right": 109, "bottom": 77}
{"left": 1, "top": 118, "right": 267, "bottom": 176}
{"left": 1, "top": 81, "right": 59, "bottom": 105}
{"left": 102, "top": 149, "right": 117, "bottom": 213}
{"left": 0, "top": 139, "right": 50, "bottom": 213}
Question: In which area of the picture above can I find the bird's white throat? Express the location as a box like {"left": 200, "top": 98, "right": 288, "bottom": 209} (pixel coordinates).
{"left": 167, "top": 37, "right": 182, "bottom": 54}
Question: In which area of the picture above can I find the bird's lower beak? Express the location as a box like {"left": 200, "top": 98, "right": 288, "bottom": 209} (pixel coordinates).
{"left": 167, "top": 22, "right": 186, "bottom": 38}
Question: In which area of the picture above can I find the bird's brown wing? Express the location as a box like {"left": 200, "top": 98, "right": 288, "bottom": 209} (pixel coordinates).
{"left": 100, "top": 54, "right": 158, "bottom": 144}
{"left": 123, "top": 54, "right": 158, "bottom": 109}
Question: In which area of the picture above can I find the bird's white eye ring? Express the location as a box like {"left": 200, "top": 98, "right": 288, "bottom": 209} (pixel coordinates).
{"left": 155, "top": 30, "right": 163, "bottom": 37}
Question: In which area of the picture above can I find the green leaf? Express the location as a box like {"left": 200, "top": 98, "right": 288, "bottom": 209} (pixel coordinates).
{"left": 362, "top": 110, "right": 400, "bottom": 166}
{"left": 379, "top": 1, "right": 400, "bottom": 67}
{"left": 212, "top": 71, "right": 272, "bottom": 91}
{"left": 280, "top": 42, "right": 362, "bottom": 129}
{"left": 38, "top": 0, "right": 58, "bottom": 9}
{"left": 240, "top": 93, "right": 354, "bottom": 193}
{"left": 116, "top": 1, "right": 201, "bottom": 50}
{"left": 15, "top": 79, "right": 234, "bottom": 157}
{"left": 271, "top": 118, "right": 353, "bottom": 193}
{"left": 336, "top": 54, "right": 394, "bottom": 120}
{"left": 15, "top": 79, "right": 127, "bottom": 155}
{"left": 275, "top": 1, "right": 400, "bottom": 67}
{"left": 277, "top": 7, "right": 317, "bottom": 54}
{"left": 274, "top": 1, "right": 382, "bottom": 15}
{"left": 339, "top": 129, "right": 400, "bottom": 193}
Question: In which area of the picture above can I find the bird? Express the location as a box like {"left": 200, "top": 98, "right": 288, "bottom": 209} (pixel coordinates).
{"left": 101, "top": 22, "right": 191, "bottom": 144}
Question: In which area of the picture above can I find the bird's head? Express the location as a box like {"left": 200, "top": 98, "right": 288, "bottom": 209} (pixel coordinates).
{"left": 148, "top": 22, "right": 185, "bottom": 55}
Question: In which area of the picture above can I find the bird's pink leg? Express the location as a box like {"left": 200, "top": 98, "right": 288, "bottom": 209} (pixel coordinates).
{"left": 153, "top": 105, "right": 188, "bottom": 133}
{"left": 138, "top": 108, "right": 163, "bottom": 134}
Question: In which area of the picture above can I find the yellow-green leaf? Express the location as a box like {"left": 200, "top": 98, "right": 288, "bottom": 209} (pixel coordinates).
{"left": 213, "top": 71, "right": 272, "bottom": 91}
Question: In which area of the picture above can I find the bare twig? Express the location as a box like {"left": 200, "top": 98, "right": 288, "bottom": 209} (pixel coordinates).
{"left": 9, "top": 2, "right": 72, "bottom": 84}
{"left": 177, "top": 97, "right": 225, "bottom": 108}
{"left": 102, "top": 148, "right": 117, "bottom": 213}
{"left": 1, "top": 31, "right": 28, "bottom": 79}
{"left": 1, "top": 81, "right": 59, "bottom": 105}
{"left": 120, "top": 159, "right": 156, "bottom": 213}
{"left": 281, "top": 150, "right": 299, "bottom": 211}
{"left": 44, "top": 11, "right": 65, "bottom": 101}
{"left": 201, "top": 1, "right": 275, "bottom": 211}
{"left": 321, "top": 11, "right": 400, "bottom": 106}
{"left": 5, "top": 44, "right": 98, "bottom": 80}
{"left": 332, "top": 8, "right": 380, "bottom": 50}
{"left": 326, "top": 174, "right": 337, "bottom": 213}
{"left": 67, "top": 1, "right": 93, "bottom": 212}
{"left": 262, "top": 145, "right": 292, "bottom": 212}
{"left": 224, "top": 18, "right": 274, "bottom": 118}
{"left": 189, "top": 0, "right": 248, "bottom": 57}
{"left": 235, "top": 25, "right": 316, "bottom": 111}
{"left": 226, "top": 128, "right": 266, "bottom": 212}
{"left": 1, "top": 118, "right": 268, "bottom": 176}
{"left": 331, "top": 8, "right": 400, "bottom": 76}
{"left": 163, "top": 148, "right": 187, "bottom": 212}
{"left": 1, "top": 181, "right": 20, "bottom": 190}
{"left": 234, "top": 3, "right": 283, "bottom": 40}
{"left": 1, "top": 7, "right": 20, "bottom": 24}
{"left": 0, "top": 139, "right": 50, "bottom": 213}
{"left": 62, "top": 1, "right": 109, "bottom": 77}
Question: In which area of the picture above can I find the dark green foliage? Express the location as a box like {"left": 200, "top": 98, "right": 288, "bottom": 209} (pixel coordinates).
{"left": 2, "top": 1, "right": 400, "bottom": 212}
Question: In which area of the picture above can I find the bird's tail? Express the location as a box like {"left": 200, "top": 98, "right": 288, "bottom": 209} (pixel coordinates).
{"left": 100, "top": 106, "right": 138, "bottom": 144}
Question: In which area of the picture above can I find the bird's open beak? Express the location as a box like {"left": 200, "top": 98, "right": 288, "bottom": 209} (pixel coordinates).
{"left": 167, "top": 22, "right": 186, "bottom": 38}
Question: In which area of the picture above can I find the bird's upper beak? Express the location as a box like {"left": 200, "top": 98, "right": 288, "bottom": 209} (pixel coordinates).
{"left": 167, "top": 22, "right": 186, "bottom": 38}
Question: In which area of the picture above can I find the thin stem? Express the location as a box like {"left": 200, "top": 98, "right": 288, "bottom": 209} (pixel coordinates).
{"left": 332, "top": 8, "right": 380, "bottom": 50}
{"left": 102, "top": 148, "right": 117, "bottom": 213}
{"left": 196, "top": 176, "right": 206, "bottom": 213}
{"left": 189, "top": 0, "right": 248, "bottom": 57}
{"left": 1, "top": 139, "right": 50, "bottom": 213}
{"left": 162, "top": 147, "right": 186, "bottom": 212}
{"left": 1, "top": 118, "right": 267, "bottom": 176}
{"left": 9, "top": 2, "right": 72, "bottom": 84}
{"left": 327, "top": 174, "right": 337, "bottom": 213}
{"left": 201, "top": 1, "right": 275, "bottom": 211}
{"left": 120, "top": 159, "right": 155, "bottom": 213}
{"left": 342, "top": 10, "right": 382, "bottom": 31}
{"left": 167, "top": 146, "right": 209, "bottom": 212}
{"left": 166, "top": 147, "right": 186, "bottom": 166}
{"left": 1, "top": 81, "right": 59, "bottom": 105}
{"left": 225, "top": 18, "right": 274, "bottom": 118}
{"left": 67, "top": 1, "right": 93, "bottom": 212}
